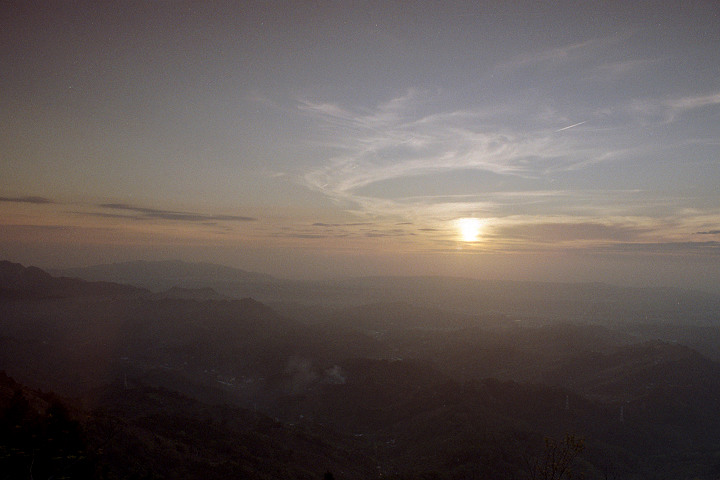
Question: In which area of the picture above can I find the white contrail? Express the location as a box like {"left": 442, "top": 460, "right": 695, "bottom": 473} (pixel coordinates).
{"left": 555, "top": 121, "right": 586, "bottom": 132}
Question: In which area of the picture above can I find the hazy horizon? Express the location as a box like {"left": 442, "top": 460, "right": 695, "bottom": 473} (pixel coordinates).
{"left": 2, "top": 1, "right": 719, "bottom": 290}
{"left": 7, "top": 256, "right": 718, "bottom": 295}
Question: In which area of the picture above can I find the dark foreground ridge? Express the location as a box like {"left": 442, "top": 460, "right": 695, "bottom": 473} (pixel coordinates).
{"left": 3, "top": 260, "right": 720, "bottom": 478}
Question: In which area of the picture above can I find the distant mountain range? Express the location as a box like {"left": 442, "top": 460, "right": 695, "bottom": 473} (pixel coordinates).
{"left": 153, "top": 286, "right": 232, "bottom": 301}
{"left": 48, "top": 258, "right": 720, "bottom": 326}
{"left": 4, "top": 259, "right": 720, "bottom": 478}
{"left": 0, "top": 260, "right": 148, "bottom": 299}
{"left": 51, "top": 259, "right": 274, "bottom": 291}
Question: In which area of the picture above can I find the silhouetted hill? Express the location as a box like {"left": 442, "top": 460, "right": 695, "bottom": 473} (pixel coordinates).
{"left": 46, "top": 259, "right": 720, "bottom": 326}
{"left": 0, "top": 372, "right": 377, "bottom": 480}
{"left": 0, "top": 260, "right": 147, "bottom": 299}
{"left": 52, "top": 259, "right": 275, "bottom": 292}
{"left": 543, "top": 340, "right": 720, "bottom": 401}
{"left": 383, "top": 322, "right": 634, "bottom": 385}
{"left": 5, "top": 260, "right": 720, "bottom": 478}
{"left": 0, "top": 293, "right": 309, "bottom": 398}
{"left": 153, "top": 285, "right": 231, "bottom": 301}
{"left": 85, "top": 381, "right": 377, "bottom": 480}
{"left": 0, "top": 371, "right": 93, "bottom": 479}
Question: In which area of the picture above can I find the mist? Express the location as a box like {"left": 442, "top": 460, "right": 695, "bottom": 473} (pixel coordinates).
{"left": 3, "top": 1, "right": 720, "bottom": 478}
{"left": 3, "top": 258, "right": 720, "bottom": 478}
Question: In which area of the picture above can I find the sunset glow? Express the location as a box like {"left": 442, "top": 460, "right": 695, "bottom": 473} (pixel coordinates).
{"left": 1, "top": 2, "right": 719, "bottom": 288}
{"left": 457, "top": 218, "right": 483, "bottom": 242}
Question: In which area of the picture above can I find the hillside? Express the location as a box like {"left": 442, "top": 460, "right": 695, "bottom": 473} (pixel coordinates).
{"left": 0, "top": 260, "right": 147, "bottom": 299}
{"left": 4, "top": 261, "right": 720, "bottom": 478}
{"left": 50, "top": 260, "right": 720, "bottom": 325}
{"left": 52, "top": 259, "right": 275, "bottom": 292}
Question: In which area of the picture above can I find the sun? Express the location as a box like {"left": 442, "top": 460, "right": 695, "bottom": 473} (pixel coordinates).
{"left": 457, "top": 217, "right": 483, "bottom": 242}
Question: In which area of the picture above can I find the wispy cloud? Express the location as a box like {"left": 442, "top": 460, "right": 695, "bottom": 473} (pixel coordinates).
{"left": 288, "top": 25, "right": 719, "bottom": 252}
{"left": 312, "top": 222, "right": 373, "bottom": 227}
{"left": 666, "top": 93, "right": 720, "bottom": 111}
{"left": 599, "top": 241, "right": 720, "bottom": 255}
{"left": 495, "top": 36, "right": 621, "bottom": 73}
{"left": 495, "top": 221, "right": 650, "bottom": 243}
{"left": 554, "top": 121, "right": 586, "bottom": 132}
{"left": 96, "top": 204, "right": 256, "bottom": 222}
{"left": 295, "top": 89, "right": 634, "bottom": 225}
{"left": 590, "top": 58, "right": 662, "bottom": 78}
{"left": 296, "top": 80, "right": 720, "bottom": 228}
{"left": 597, "top": 90, "right": 720, "bottom": 128}
{"left": 0, "top": 196, "right": 54, "bottom": 204}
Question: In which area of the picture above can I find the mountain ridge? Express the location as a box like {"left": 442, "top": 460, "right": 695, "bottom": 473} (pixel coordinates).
{"left": 51, "top": 259, "right": 275, "bottom": 292}
{"left": 0, "top": 260, "right": 148, "bottom": 299}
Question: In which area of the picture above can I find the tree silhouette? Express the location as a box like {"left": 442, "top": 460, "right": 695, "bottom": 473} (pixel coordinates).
{"left": 0, "top": 391, "right": 92, "bottom": 479}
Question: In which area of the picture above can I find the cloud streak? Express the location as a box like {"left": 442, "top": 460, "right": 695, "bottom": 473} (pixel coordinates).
{"left": 600, "top": 241, "right": 720, "bottom": 255}
{"left": 554, "top": 121, "right": 586, "bottom": 132}
{"left": 295, "top": 74, "right": 719, "bottom": 242}
{"left": 283, "top": 33, "right": 720, "bottom": 253}
{"left": 301, "top": 93, "right": 572, "bottom": 210}
{"left": 0, "top": 196, "right": 54, "bottom": 204}
{"left": 97, "top": 204, "right": 257, "bottom": 223}
{"left": 295, "top": 85, "right": 652, "bottom": 227}
{"left": 495, "top": 221, "right": 650, "bottom": 243}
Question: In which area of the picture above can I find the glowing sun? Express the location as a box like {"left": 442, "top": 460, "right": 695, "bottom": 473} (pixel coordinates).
{"left": 457, "top": 217, "right": 483, "bottom": 242}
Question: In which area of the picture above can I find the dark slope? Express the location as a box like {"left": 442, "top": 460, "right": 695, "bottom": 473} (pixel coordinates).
{"left": 0, "top": 372, "right": 377, "bottom": 480}
{"left": 0, "top": 262, "right": 383, "bottom": 402}
{"left": 4, "top": 261, "right": 720, "bottom": 478}
{"left": 152, "top": 285, "right": 231, "bottom": 300}
{"left": 86, "top": 381, "right": 377, "bottom": 480}
{"left": 47, "top": 259, "right": 720, "bottom": 325}
{"left": 0, "top": 260, "right": 148, "bottom": 299}
{"left": 52, "top": 259, "right": 275, "bottom": 292}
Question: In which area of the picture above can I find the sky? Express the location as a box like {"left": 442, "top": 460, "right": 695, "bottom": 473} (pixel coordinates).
{"left": 1, "top": 1, "right": 720, "bottom": 289}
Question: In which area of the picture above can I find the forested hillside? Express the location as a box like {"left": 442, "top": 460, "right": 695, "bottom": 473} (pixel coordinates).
{"left": 3, "top": 261, "right": 720, "bottom": 479}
